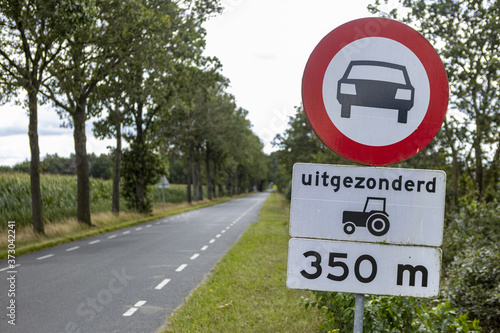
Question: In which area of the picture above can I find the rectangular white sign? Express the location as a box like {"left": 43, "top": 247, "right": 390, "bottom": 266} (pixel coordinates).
{"left": 290, "top": 163, "right": 446, "bottom": 247}
{"left": 287, "top": 238, "right": 441, "bottom": 298}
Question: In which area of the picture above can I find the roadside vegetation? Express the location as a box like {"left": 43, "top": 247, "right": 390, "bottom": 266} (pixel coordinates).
{"left": 162, "top": 192, "right": 318, "bottom": 333}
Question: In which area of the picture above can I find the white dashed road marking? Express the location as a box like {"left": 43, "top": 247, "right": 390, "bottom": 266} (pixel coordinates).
{"left": 66, "top": 246, "right": 79, "bottom": 252}
{"left": 37, "top": 254, "right": 54, "bottom": 260}
{"left": 123, "top": 301, "right": 147, "bottom": 317}
{"left": 190, "top": 253, "right": 199, "bottom": 260}
{"left": 154, "top": 279, "right": 171, "bottom": 290}
{"left": 175, "top": 264, "right": 187, "bottom": 272}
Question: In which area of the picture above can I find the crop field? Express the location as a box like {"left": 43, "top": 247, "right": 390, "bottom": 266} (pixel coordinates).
{"left": 0, "top": 172, "right": 188, "bottom": 230}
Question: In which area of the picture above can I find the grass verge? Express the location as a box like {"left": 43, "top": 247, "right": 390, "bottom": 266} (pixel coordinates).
{"left": 161, "top": 192, "right": 318, "bottom": 333}
{"left": 0, "top": 194, "right": 249, "bottom": 259}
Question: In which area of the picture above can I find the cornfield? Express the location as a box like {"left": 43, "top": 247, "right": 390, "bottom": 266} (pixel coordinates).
{"left": 0, "top": 172, "right": 114, "bottom": 229}
{"left": 0, "top": 172, "right": 190, "bottom": 230}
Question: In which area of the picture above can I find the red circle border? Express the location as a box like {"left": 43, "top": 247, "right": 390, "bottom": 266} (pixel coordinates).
{"left": 302, "top": 18, "right": 449, "bottom": 165}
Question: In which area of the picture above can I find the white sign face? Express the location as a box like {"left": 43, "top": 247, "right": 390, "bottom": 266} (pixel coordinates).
{"left": 287, "top": 238, "right": 441, "bottom": 297}
{"left": 290, "top": 163, "right": 446, "bottom": 247}
{"left": 323, "top": 37, "right": 430, "bottom": 146}
{"left": 302, "top": 17, "right": 449, "bottom": 165}
{"left": 157, "top": 175, "right": 170, "bottom": 189}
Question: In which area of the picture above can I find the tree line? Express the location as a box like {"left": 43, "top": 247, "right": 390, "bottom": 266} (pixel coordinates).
{"left": 0, "top": 0, "right": 269, "bottom": 234}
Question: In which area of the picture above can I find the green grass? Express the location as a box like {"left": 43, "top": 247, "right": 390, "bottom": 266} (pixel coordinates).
{"left": 161, "top": 192, "right": 318, "bottom": 333}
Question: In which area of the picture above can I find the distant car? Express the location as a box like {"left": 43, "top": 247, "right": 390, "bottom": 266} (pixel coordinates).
{"left": 336, "top": 60, "right": 415, "bottom": 123}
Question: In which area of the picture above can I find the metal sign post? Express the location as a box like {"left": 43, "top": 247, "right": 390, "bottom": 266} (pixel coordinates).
{"left": 353, "top": 294, "right": 365, "bottom": 333}
{"left": 157, "top": 175, "right": 170, "bottom": 210}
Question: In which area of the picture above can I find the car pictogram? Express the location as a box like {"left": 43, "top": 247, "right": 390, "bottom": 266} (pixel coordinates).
{"left": 342, "top": 197, "right": 390, "bottom": 236}
{"left": 337, "top": 60, "right": 415, "bottom": 123}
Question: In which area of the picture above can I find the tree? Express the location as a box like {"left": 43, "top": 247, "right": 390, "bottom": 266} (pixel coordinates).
{"left": 43, "top": 1, "right": 144, "bottom": 225}
{"left": 93, "top": 0, "right": 221, "bottom": 211}
{"left": 369, "top": 0, "right": 500, "bottom": 201}
{"left": 272, "top": 105, "right": 347, "bottom": 195}
{"left": 0, "top": 0, "right": 90, "bottom": 233}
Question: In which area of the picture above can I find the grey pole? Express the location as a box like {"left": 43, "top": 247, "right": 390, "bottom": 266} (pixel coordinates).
{"left": 353, "top": 294, "right": 365, "bottom": 333}
{"left": 162, "top": 186, "right": 165, "bottom": 210}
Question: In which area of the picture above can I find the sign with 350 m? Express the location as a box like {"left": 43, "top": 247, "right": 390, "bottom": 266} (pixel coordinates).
{"left": 287, "top": 238, "right": 441, "bottom": 298}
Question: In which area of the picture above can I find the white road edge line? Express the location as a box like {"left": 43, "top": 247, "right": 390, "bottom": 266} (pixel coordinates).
{"left": 36, "top": 254, "right": 54, "bottom": 260}
{"left": 175, "top": 264, "right": 188, "bottom": 272}
{"left": 66, "top": 246, "right": 79, "bottom": 252}
{"left": 154, "top": 279, "right": 171, "bottom": 290}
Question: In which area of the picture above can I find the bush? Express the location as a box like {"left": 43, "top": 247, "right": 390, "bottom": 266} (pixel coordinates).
{"left": 442, "top": 202, "right": 499, "bottom": 268}
{"left": 443, "top": 245, "right": 500, "bottom": 330}
{"left": 442, "top": 202, "right": 500, "bottom": 331}
{"left": 301, "top": 292, "right": 481, "bottom": 332}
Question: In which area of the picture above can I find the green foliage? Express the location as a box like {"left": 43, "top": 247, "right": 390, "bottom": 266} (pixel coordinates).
{"left": 301, "top": 292, "right": 481, "bottom": 332}
{"left": 442, "top": 202, "right": 500, "bottom": 267}
{"left": 41, "top": 154, "right": 75, "bottom": 175}
{"left": 90, "top": 154, "right": 112, "bottom": 180}
{"left": 272, "top": 106, "right": 349, "bottom": 197}
{"left": 440, "top": 201, "right": 500, "bottom": 331}
{"left": 121, "top": 143, "right": 166, "bottom": 213}
{"left": 443, "top": 246, "right": 500, "bottom": 330}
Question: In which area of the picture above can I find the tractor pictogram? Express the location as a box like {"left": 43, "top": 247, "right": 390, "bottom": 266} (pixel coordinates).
{"left": 342, "top": 197, "right": 390, "bottom": 236}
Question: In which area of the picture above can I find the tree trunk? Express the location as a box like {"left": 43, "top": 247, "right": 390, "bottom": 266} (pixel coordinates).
{"left": 112, "top": 112, "right": 122, "bottom": 215}
{"left": 474, "top": 136, "right": 484, "bottom": 201}
{"left": 205, "top": 142, "right": 212, "bottom": 200}
{"left": 28, "top": 90, "right": 44, "bottom": 234}
{"left": 135, "top": 102, "right": 146, "bottom": 212}
{"left": 192, "top": 157, "right": 199, "bottom": 201}
{"left": 187, "top": 148, "right": 193, "bottom": 204}
{"left": 197, "top": 154, "right": 203, "bottom": 201}
{"left": 73, "top": 101, "right": 92, "bottom": 226}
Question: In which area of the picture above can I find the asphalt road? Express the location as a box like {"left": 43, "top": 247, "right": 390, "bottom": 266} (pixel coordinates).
{"left": 0, "top": 192, "right": 269, "bottom": 333}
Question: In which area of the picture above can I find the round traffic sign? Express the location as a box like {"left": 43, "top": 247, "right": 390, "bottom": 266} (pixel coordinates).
{"left": 302, "top": 18, "right": 448, "bottom": 165}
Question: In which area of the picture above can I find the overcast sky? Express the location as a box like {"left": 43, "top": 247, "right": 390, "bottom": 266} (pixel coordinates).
{"left": 0, "top": 1, "right": 376, "bottom": 166}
